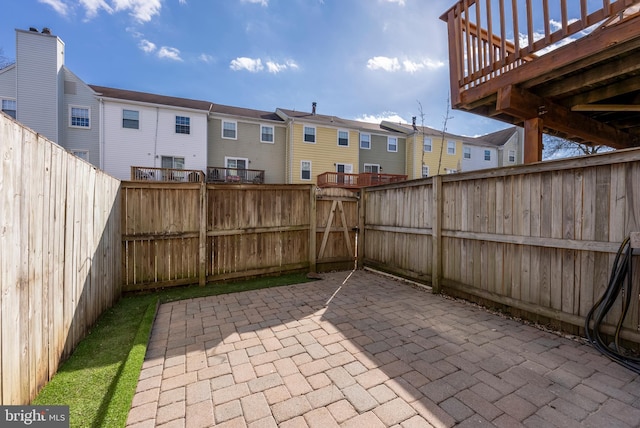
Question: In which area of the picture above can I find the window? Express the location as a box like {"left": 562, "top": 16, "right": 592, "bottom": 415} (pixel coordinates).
{"left": 422, "top": 165, "right": 429, "bottom": 178}
{"left": 508, "top": 150, "right": 516, "bottom": 163}
{"left": 161, "top": 156, "right": 185, "bottom": 169}
{"left": 226, "top": 157, "right": 247, "bottom": 170}
{"left": 301, "top": 160, "right": 312, "bottom": 180}
{"left": 304, "top": 126, "right": 316, "bottom": 143}
{"left": 364, "top": 164, "right": 380, "bottom": 173}
{"left": 387, "top": 136, "right": 397, "bottom": 152}
{"left": 122, "top": 109, "right": 139, "bottom": 129}
{"left": 463, "top": 147, "right": 471, "bottom": 159}
{"left": 447, "top": 140, "right": 456, "bottom": 155}
{"left": 423, "top": 137, "right": 432, "bottom": 152}
{"left": 338, "top": 130, "right": 349, "bottom": 147}
{"left": 484, "top": 150, "right": 491, "bottom": 161}
{"left": 261, "top": 125, "right": 274, "bottom": 143}
{"left": 175, "top": 116, "right": 190, "bottom": 134}
{"left": 2, "top": 99, "right": 16, "bottom": 119}
{"left": 71, "top": 150, "right": 89, "bottom": 161}
{"left": 222, "top": 120, "right": 237, "bottom": 139}
{"left": 360, "top": 133, "right": 370, "bottom": 149}
{"left": 70, "top": 106, "right": 90, "bottom": 128}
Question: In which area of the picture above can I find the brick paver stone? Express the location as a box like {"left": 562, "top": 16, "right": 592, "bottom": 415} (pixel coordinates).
{"left": 126, "top": 271, "right": 640, "bottom": 428}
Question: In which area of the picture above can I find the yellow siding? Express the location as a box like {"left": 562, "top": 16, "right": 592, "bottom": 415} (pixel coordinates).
{"left": 290, "top": 123, "right": 359, "bottom": 184}
{"left": 409, "top": 134, "right": 463, "bottom": 178}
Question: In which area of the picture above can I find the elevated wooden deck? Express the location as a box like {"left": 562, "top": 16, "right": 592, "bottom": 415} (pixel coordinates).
{"left": 441, "top": 0, "right": 640, "bottom": 161}
{"left": 317, "top": 172, "right": 408, "bottom": 189}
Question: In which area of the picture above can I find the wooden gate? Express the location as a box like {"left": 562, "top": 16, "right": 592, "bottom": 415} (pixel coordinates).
{"left": 314, "top": 188, "right": 359, "bottom": 271}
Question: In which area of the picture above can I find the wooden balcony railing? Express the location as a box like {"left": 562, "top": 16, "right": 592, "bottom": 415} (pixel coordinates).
{"left": 317, "top": 172, "right": 408, "bottom": 189}
{"left": 440, "top": 0, "right": 637, "bottom": 104}
{"left": 206, "top": 167, "right": 265, "bottom": 184}
{"left": 131, "top": 166, "right": 205, "bottom": 182}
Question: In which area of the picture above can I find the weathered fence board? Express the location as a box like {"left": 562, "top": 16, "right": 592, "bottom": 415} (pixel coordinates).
{"left": 0, "top": 114, "right": 121, "bottom": 405}
{"left": 363, "top": 148, "right": 640, "bottom": 344}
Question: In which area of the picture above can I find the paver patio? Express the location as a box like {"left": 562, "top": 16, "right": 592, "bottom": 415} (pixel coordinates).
{"left": 126, "top": 270, "right": 640, "bottom": 427}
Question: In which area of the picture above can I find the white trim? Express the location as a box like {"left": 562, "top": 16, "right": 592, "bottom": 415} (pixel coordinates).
{"left": 447, "top": 140, "right": 456, "bottom": 155}
{"left": 423, "top": 137, "right": 432, "bottom": 153}
{"left": 303, "top": 125, "right": 316, "bottom": 144}
{"left": 360, "top": 133, "right": 371, "bottom": 150}
{"left": 260, "top": 124, "right": 275, "bottom": 144}
{"left": 301, "top": 160, "right": 312, "bottom": 180}
{"left": 222, "top": 120, "right": 237, "bottom": 140}
{"left": 387, "top": 136, "right": 398, "bottom": 152}
{"left": 69, "top": 105, "right": 91, "bottom": 129}
{"left": 364, "top": 163, "right": 380, "bottom": 173}
{"left": 337, "top": 129, "right": 349, "bottom": 147}
{"left": 175, "top": 115, "right": 191, "bottom": 135}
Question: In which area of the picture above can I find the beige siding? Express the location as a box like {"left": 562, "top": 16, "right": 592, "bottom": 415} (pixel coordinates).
{"left": 208, "top": 118, "right": 287, "bottom": 183}
{"left": 291, "top": 123, "right": 359, "bottom": 184}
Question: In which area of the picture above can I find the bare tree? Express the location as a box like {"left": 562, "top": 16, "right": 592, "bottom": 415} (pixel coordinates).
{"left": 0, "top": 48, "right": 14, "bottom": 69}
{"left": 437, "top": 94, "right": 453, "bottom": 175}
{"left": 417, "top": 101, "right": 426, "bottom": 177}
{"left": 543, "top": 134, "right": 612, "bottom": 160}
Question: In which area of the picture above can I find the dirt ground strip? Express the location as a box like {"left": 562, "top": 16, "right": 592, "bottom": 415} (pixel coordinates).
{"left": 126, "top": 270, "right": 640, "bottom": 427}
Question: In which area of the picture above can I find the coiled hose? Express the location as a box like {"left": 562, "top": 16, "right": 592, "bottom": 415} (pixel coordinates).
{"left": 584, "top": 237, "right": 640, "bottom": 374}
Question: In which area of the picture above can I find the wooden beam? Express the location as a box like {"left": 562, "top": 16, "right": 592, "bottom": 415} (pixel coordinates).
{"left": 572, "top": 104, "right": 640, "bottom": 112}
{"left": 524, "top": 118, "right": 543, "bottom": 163}
{"left": 563, "top": 74, "right": 640, "bottom": 106}
{"left": 497, "top": 85, "right": 637, "bottom": 149}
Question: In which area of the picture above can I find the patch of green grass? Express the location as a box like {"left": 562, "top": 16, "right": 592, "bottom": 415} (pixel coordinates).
{"left": 32, "top": 272, "right": 312, "bottom": 428}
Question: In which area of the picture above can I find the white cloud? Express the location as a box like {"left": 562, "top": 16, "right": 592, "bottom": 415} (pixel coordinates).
{"left": 367, "top": 56, "right": 401, "bottom": 72}
{"left": 179, "top": 0, "right": 186, "bottom": 4}
{"left": 265, "top": 59, "right": 299, "bottom": 73}
{"left": 356, "top": 112, "right": 408, "bottom": 124}
{"left": 38, "top": 0, "right": 70, "bottom": 15}
{"left": 199, "top": 53, "right": 214, "bottom": 63}
{"left": 384, "top": 0, "right": 405, "bottom": 5}
{"left": 139, "top": 39, "right": 156, "bottom": 53}
{"left": 112, "top": 0, "right": 162, "bottom": 22}
{"left": 367, "top": 56, "right": 443, "bottom": 73}
{"left": 241, "top": 0, "right": 268, "bottom": 6}
{"left": 157, "top": 46, "right": 183, "bottom": 61}
{"left": 230, "top": 57, "right": 264, "bottom": 72}
{"left": 79, "top": 0, "right": 113, "bottom": 19}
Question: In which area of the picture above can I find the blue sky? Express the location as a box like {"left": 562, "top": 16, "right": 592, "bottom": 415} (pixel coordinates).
{"left": 2, "top": 0, "right": 514, "bottom": 136}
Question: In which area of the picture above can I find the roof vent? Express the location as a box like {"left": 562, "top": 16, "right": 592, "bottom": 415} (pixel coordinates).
{"left": 29, "top": 27, "right": 38, "bottom": 32}
{"left": 312, "top": 102, "right": 317, "bottom": 115}
{"left": 41, "top": 27, "right": 51, "bottom": 35}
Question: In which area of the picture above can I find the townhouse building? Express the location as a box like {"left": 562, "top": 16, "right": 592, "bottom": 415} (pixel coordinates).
{"left": 208, "top": 104, "right": 287, "bottom": 184}
{"left": 1, "top": 28, "right": 523, "bottom": 186}
{"left": 276, "top": 106, "right": 362, "bottom": 185}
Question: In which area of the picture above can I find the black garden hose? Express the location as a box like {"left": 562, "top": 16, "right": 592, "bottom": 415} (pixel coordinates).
{"left": 584, "top": 237, "right": 640, "bottom": 374}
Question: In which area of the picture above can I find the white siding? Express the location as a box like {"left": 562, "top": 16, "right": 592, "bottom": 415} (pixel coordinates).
{"left": 15, "top": 29, "right": 64, "bottom": 143}
{"left": 102, "top": 100, "right": 208, "bottom": 180}
{"left": 461, "top": 145, "right": 499, "bottom": 171}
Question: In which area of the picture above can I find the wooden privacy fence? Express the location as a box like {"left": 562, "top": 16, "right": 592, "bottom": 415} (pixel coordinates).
{"left": 121, "top": 184, "right": 358, "bottom": 291}
{"left": 0, "top": 113, "right": 121, "bottom": 404}
{"left": 363, "top": 149, "right": 640, "bottom": 345}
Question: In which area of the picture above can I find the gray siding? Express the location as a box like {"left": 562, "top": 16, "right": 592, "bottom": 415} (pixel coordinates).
{"left": 0, "top": 65, "right": 17, "bottom": 99}
{"left": 16, "top": 29, "right": 64, "bottom": 143}
{"left": 360, "top": 134, "right": 406, "bottom": 175}
{"left": 61, "top": 68, "right": 100, "bottom": 166}
{"left": 208, "top": 118, "right": 286, "bottom": 183}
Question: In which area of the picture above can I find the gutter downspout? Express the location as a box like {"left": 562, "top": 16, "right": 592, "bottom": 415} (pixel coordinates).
{"left": 153, "top": 106, "right": 159, "bottom": 167}
{"left": 99, "top": 97, "right": 104, "bottom": 170}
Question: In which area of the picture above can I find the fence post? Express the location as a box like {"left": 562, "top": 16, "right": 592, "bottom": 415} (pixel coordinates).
{"left": 432, "top": 175, "right": 443, "bottom": 293}
{"left": 199, "top": 181, "right": 207, "bottom": 286}
{"left": 357, "top": 189, "right": 366, "bottom": 269}
{"left": 309, "top": 185, "right": 317, "bottom": 273}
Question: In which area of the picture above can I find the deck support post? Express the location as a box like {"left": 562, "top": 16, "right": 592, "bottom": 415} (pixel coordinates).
{"left": 524, "top": 117, "right": 543, "bottom": 164}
